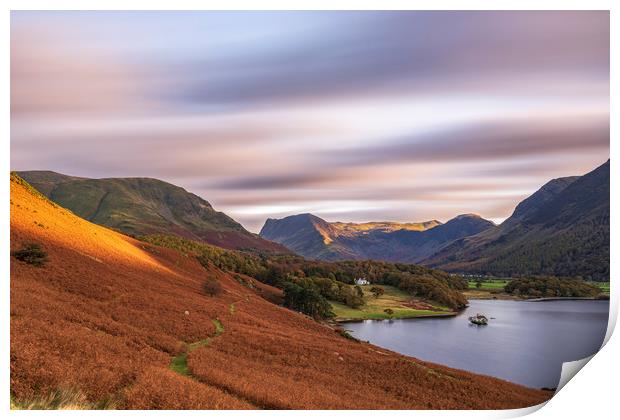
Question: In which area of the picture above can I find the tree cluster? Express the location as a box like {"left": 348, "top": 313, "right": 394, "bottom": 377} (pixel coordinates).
{"left": 504, "top": 276, "right": 601, "bottom": 298}
{"left": 140, "top": 234, "right": 470, "bottom": 315}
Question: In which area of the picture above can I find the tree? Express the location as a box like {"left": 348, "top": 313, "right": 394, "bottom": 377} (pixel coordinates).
{"left": 475, "top": 281, "right": 482, "bottom": 289}
{"left": 370, "top": 286, "right": 385, "bottom": 299}
{"left": 398, "top": 274, "right": 468, "bottom": 310}
{"left": 283, "top": 282, "right": 334, "bottom": 319}
{"left": 11, "top": 243, "right": 47, "bottom": 267}
{"left": 384, "top": 308, "right": 394, "bottom": 319}
{"left": 202, "top": 277, "right": 222, "bottom": 296}
{"left": 341, "top": 286, "right": 365, "bottom": 309}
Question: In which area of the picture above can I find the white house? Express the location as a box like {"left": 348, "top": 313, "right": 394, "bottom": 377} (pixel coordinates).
{"left": 354, "top": 278, "right": 369, "bottom": 286}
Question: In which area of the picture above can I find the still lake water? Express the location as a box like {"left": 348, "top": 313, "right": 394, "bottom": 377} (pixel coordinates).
{"left": 342, "top": 300, "right": 609, "bottom": 388}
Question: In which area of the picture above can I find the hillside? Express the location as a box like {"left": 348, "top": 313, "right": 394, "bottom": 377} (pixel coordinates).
{"left": 330, "top": 220, "right": 442, "bottom": 234}
{"left": 259, "top": 213, "right": 347, "bottom": 260}
{"left": 260, "top": 213, "right": 493, "bottom": 263}
{"left": 18, "top": 170, "right": 288, "bottom": 254}
{"left": 423, "top": 160, "right": 610, "bottom": 280}
{"left": 10, "top": 174, "right": 550, "bottom": 409}
{"left": 139, "top": 233, "right": 471, "bottom": 315}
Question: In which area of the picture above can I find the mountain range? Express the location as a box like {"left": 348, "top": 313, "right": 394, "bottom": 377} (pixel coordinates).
{"left": 260, "top": 213, "right": 494, "bottom": 262}
{"left": 18, "top": 170, "right": 288, "bottom": 254}
{"left": 19, "top": 160, "right": 610, "bottom": 280}
{"left": 424, "top": 160, "right": 610, "bottom": 280}
{"left": 261, "top": 160, "right": 610, "bottom": 280}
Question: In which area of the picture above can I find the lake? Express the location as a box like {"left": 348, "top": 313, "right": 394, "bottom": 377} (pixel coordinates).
{"left": 342, "top": 299, "right": 609, "bottom": 389}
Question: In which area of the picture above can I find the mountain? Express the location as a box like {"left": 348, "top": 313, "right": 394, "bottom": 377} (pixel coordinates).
{"left": 505, "top": 176, "right": 579, "bottom": 226}
{"left": 423, "top": 160, "right": 610, "bottom": 280}
{"left": 260, "top": 213, "right": 347, "bottom": 260}
{"left": 10, "top": 173, "right": 549, "bottom": 409}
{"left": 374, "top": 214, "right": 496, "bottom": 262}
{"left": 260, "top": 213, "right": 494, "bottom": 262}
{"left": 18, "top": 170, "right": 288, "bottom": 254}
{"left": 329, "top": 220, "right": 442, "bottom": 234}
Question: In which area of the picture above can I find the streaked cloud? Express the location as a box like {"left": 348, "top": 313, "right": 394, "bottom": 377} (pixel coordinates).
{"left": 10, "top": 11, "right": 609, "bottom": 232}
{"left": 329, "top": 115, "right": 608, "bottom": 167}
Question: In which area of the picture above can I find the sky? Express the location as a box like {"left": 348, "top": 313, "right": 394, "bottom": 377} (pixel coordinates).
{"left": 11, "top": 11, "right": 610, "bottom": 232}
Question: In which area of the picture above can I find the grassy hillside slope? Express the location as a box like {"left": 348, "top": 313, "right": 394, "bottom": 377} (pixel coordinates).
{"left": 10, "top": 175, "right": 550, "bottom": 409}
{"left": 18, "top": 170, "right": 288, "bottom": 254}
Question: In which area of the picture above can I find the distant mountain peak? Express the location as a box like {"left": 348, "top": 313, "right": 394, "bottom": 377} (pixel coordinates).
{"left": 507, "top": 176, "right": 579, "bottom": 224}
{"left": 423, "top": 160, "right": 609, "bottom": 281}
{"left": 451, "top": 213, "right": 487, "bottom": 221}
{"left": 260, "top": 213, "right": 493, "bottom": 263}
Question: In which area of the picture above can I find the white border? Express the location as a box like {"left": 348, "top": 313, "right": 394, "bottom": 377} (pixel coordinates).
{"left": 2, "top": 1, "right": 616, "bottom": 419}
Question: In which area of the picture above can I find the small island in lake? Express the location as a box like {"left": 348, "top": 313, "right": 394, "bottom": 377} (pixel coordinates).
{"left": 468, "top": 313, "right": 489, "bottom": 326}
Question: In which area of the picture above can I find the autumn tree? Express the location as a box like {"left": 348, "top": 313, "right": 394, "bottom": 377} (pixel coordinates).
{"left": 370, "top": 286, "right": 385, "bottom": 299}
{"left": 341, "top": 286, "right": 365, "bottom": 309}
{"left": 11, "top": 243, "right": 47, "bottom": 267}
{"left": 203, "top": 277, "right": 222, "bottom": 296}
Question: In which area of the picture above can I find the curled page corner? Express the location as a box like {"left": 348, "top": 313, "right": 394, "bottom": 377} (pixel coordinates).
{"left": 555, "top": 355, "right": 595, "bottom": 394}
{"left": 548, "top": 291, "right": 618, "bottom": 395}
{"left": 514, "top": 295, "right": 615, "bottom": 415}
{"left": 498, "top": 401, "right": 550, "bottom": 418}
{"left": 502, "top": 355, "right": 600, "bottom": 419}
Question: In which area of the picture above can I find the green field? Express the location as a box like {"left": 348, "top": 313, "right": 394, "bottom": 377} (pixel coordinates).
{"left": 467, "top": 279, "right": 510, "bottom": 290}
{"left": 330, "top": 285, "right": 454, "bottom": 321}
{"left": 588, "top": 281, "right": 610, "bottom": 294}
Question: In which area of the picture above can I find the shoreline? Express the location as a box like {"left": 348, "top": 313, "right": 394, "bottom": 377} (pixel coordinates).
{"left": 337, "top": 295, "right": 610, "bottom": 322}
{"left": 329, "top": 284, "right": 460, "bottom": 323}
{"left": 524, "top": 296, "right": 608, "bottom": 302}
{"left": 333, "top": 288, "right": 609, "bottom": 323}
{"left": 464, "top": 291, "right": 609, "bottom": 302}
{"left": 335, "top": 311, "right": 458, "bottom": 323}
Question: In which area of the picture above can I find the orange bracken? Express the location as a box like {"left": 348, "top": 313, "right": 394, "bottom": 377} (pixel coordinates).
{"left": 10, "top": 178, "right": 551, "bottom": 409}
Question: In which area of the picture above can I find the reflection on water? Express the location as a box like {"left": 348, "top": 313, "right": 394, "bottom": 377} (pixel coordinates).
{"left": 342, "top": 300, "right": 609, "bottom": 388}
